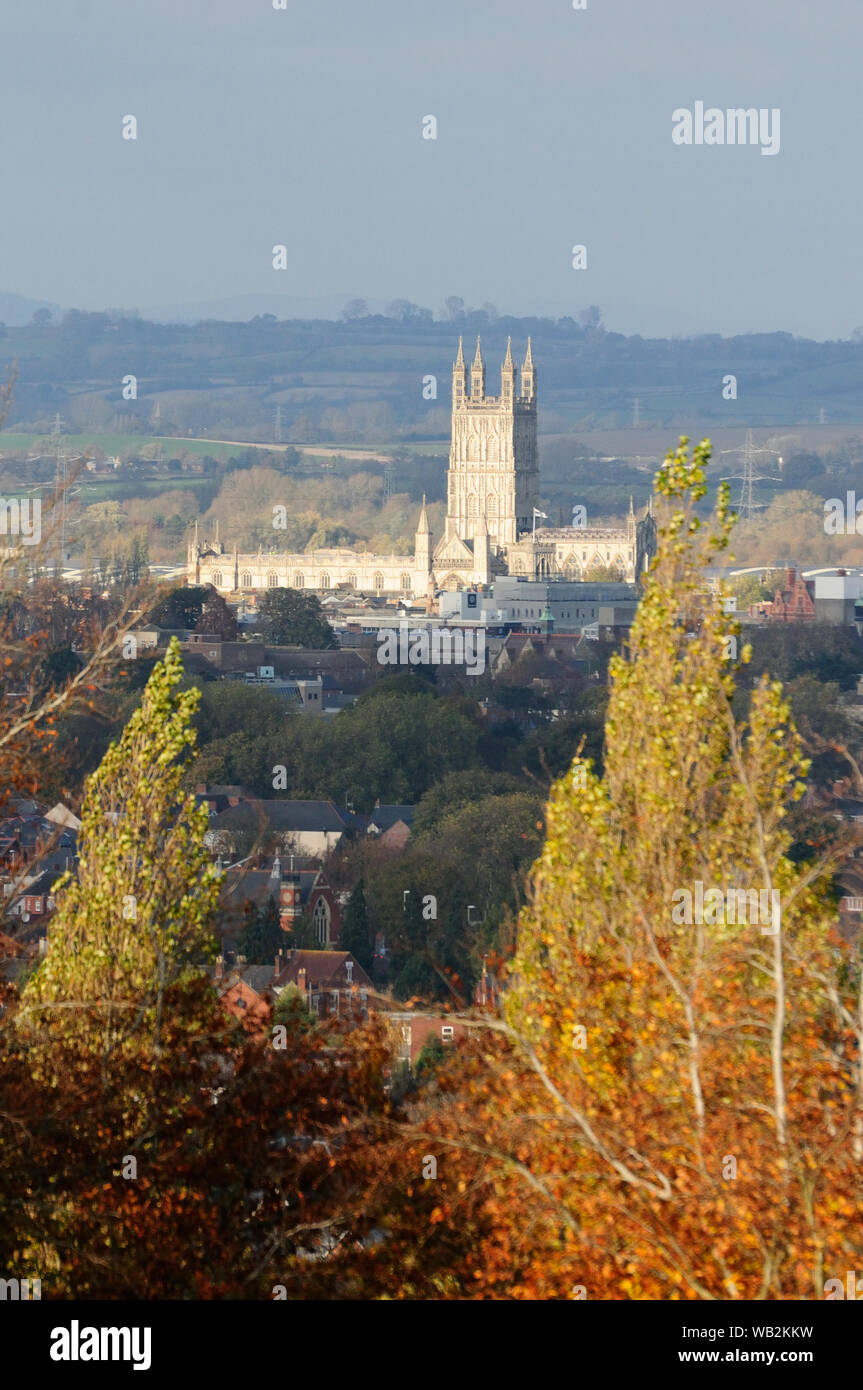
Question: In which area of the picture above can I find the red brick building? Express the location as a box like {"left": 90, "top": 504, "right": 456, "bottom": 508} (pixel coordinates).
{"left": 756, "top": 567, "right": 815, "bottom": 622}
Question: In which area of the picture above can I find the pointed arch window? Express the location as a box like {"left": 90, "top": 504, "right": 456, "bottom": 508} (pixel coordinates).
{"left": 374, "top": 572, "right": 385, "bottom": 591}
{"left": 241, "top": 571, "right": 252, "bottom": 588}
{"left": 212, "top": 571, "right": 223, "bottom": 588}
{"left": 313, "top": 897, "right": 330, "bottom": 946}
{"left": 294, "top": 573, "right": 305, "bottom": 588}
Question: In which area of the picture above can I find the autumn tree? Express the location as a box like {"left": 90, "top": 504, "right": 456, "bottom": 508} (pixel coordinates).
{"left": 401, "top": 438, "right": 863, "bottom": 1300}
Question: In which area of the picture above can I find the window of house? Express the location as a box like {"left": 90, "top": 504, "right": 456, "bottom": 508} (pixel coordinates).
{"left": 441, "top": 1025, "right": 454, "bottom": 1042}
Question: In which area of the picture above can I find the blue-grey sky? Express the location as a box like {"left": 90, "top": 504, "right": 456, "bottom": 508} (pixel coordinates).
{"left": 1, "top": 0, "right": 860, "bottom": 338}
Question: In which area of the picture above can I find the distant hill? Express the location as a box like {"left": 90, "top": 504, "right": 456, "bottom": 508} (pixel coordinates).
{"left": 0, "top": 291, "right": 64, "bottom": 326}
{"left": 0, "top": 309, "right": 861, "bottom": 441}
{"left": 139, "top": 293, "right": 361, "bottom": 324}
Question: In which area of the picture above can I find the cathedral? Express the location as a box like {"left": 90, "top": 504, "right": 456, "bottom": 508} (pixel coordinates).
{"left": 187, "top": 339, "right": 655, "bottom": 598}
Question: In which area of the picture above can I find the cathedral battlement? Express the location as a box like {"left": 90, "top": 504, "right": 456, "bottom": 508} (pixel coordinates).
{"left": 187, "top": 340, "right": 656, "bottom": 599}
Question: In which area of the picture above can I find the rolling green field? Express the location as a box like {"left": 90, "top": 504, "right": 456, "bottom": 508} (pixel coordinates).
{"left": 0, "top": 433, "right": 252, "bottom": 461}
{"left": 0, "top": 431, "right": 450, "bottom": 463}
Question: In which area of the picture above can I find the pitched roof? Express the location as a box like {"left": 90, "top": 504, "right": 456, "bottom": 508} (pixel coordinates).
{"left": 44, "top": 803, "right": 82, "bottom": 830}
{"left": 275, "top": 950, "right": 372, "bottom": 991}
{"left": 211, "top": 800, "right": 361, "bottom": 833}
{"left": 19, "top": 868, "right": 64, "bottom": 895}
{"left": 368, "top": 804, "right": 415, "bottom": 833}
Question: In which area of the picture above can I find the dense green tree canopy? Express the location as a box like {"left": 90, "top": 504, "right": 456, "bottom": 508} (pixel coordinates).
{"left": 256, "top": 588, "right": 336, "bottom": 648}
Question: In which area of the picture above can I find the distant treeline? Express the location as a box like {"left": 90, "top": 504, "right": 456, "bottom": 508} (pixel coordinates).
{"left": 1, "top": 307, "right": 862, "bottom": 440}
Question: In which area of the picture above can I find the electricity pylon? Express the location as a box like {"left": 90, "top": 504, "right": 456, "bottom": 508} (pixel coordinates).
{"left": 718, "top": 429, "right": 782, "bottom": 521}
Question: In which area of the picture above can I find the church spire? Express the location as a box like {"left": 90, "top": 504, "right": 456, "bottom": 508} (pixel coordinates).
{"left": 521, "top": 336, "right": 536, "bottom": 401}
{"left": 416, "top": 493, "right": 430, "bottom": 534}
{"left": 470, "top": 335, "right": 485, "bottom": 399}
{"left": 455, "top": 336, "right": 465, "bottom": 367}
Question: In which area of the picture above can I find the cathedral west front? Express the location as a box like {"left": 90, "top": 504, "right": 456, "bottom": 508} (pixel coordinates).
{"left": 187, "top": 339, "right": 654, "bottom": 598}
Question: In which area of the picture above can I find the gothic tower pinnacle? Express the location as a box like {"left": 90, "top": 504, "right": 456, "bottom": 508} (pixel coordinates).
{"left": 453, "top": 336, "right": 466, "bottom": 407}
{"left": 521, "top": 336, "right": 536, "bottom": 401}
{"left": 470, "top": 336, "right": 485, "bottom": 399}
{"left": 501, "top": 336, "right": 516, "bottom": 404}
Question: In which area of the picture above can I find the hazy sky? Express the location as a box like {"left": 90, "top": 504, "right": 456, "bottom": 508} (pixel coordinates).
{"left": 2, "top": 0, "right": 861, "bottom": 338}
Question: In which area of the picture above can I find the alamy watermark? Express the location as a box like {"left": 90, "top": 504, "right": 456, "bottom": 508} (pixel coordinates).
{"left": 672, "top": 103, "right": 780, "bottom": 157}
{"left": 671, "top": 881, "right": 780, "bottom": 935}
{"left": 0, "top": 497, "right": 41, "bottom": 546}
{"left": 377, "top": 624, "right": 485, "bottom": 676}
{"left": 824, "top": 1271, "right": 863, "bottom": 1299}
{"left": 824, "top": 492, "right": 863, "bottom": 534}
{"left": 0, "top": 1275, "right": 41, "bottom": 1300}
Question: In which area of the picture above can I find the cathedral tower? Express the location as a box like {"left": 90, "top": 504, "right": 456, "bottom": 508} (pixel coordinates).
{"left": 445, "top": 337, "right": 538, "bottom": 549}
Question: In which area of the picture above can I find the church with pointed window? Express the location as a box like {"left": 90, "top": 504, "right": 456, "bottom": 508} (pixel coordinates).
{"left": 187, "top": 340, "right": 655, "bottom": 598}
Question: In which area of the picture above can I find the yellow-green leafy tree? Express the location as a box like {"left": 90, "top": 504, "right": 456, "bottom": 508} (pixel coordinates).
{"left": 19, "top": 637, "right": 221, "bottom": 1060}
